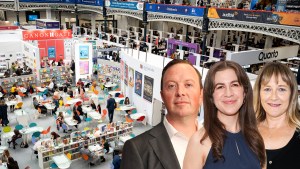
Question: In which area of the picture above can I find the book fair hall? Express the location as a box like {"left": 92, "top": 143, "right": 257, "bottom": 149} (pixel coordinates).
{"left": 0, "top": 0, "right": 299, "bottom": 169}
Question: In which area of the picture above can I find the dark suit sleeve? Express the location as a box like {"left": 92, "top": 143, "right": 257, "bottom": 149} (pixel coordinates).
{"left": 120, "top": 140, "right": 144, "bottom": 169}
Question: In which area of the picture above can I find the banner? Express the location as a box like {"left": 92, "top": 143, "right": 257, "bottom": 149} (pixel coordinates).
{"left": 106, "top": 0, "right": 143, "bottom": 10}
{"left": 286, "top": 0, "right": 300, "bottom": 11}
{"left": 20, "top": 0, "right": 76, "bottom": 3}
{"left": 227, "top": 45, "right": 299, "bottom": 66}
{"left": 276, "top": 0, "right": 287, "bottom": 11}
{"left": 22, "top": 30, "right": 72, "bottom": 40}
{"left": 146, "top": 4, "right": 204, "bottom": 17}
{"left": 143, "top": 75, "right": 154, "bottom": 103}
{"left": 134, "top": 70, "right": 142, "bottom": 96}
{"left": 208, "top": 8, "right": 300, "bottom": 26}
{"left": 77, "top": 0, "right": 103, "bottom": 6}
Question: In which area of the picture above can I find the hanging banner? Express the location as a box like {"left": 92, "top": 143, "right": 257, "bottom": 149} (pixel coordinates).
{"left": 208, "top": 8, "right": 300, "bottom": 26}
{"left": 227, "top": 45, "right": 299, "bottom": 66}
{"left": 146, "top": 3, "right": 204, "bottom": 17}
{"left": 77, "top": 0, "right": 103, "bottom": 6}
{"left": 19, "top": 0, "right": 76, "bottom": 3}
{"left": 134, "top": 70, "right": 142, "bottom": 96}
{"left": 106, "top": 0, "right": 143, "bottom": 10}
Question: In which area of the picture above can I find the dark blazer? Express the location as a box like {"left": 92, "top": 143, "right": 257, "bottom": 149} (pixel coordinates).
{"left": 120, "top": 122, "right": 181, "bottom": 169}
{"left": 106, "top": 98, "right": 116, "bottom": 112}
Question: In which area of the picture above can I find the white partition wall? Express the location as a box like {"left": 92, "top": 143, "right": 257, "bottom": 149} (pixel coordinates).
{"left": 21, "top": 41, "right": 41, "bottom": 82}
{"left": 75, "top": 43, "right": 93, "bottom": 82}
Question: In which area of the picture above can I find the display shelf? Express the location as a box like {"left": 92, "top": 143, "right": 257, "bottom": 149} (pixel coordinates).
{"left": 38, "top": 122, "right": 133, "bottom": 169}
{"left": 0, "top": 74, "right": 36, "bottom": 91}
{"left": 39, "top": 66, "right": 71, "bottom": 85}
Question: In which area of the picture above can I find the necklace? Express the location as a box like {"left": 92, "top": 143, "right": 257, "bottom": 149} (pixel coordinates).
{"left": 235, "top": 140, "right": 240, "bottom": 155}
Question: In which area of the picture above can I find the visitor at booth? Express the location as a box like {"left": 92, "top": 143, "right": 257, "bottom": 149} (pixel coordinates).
{"left": 8, "top": 129, "right": 22, "bottom": 149}
{"left": 80, "top": 144, "right": 101, "bottom": 166}
{"left": 106, "top": 94, "right": 116, "bottom": 123}
{"left": 124, "top": 97, "right": 131, "bottom": 114}
{"left": 50, "top": 132, "right": 60, "bottom": 141}
{"left": 100, "top": 137, "right": 109, "bottom": 162}
{"left": 183, "top": 61, "right": 265, "bottom": 169}
{"left": 7, "top": 156, "right": 19, "bottom": 169}
{"left": 84, "top": 75, "right": 92, "bottom": 88}
{"left": 90, "top": 99, "right": 96, "bottom": 110}
{"left": 56, "top": 111, "right": 66, "bottom": 133}
{"left": 1, "top": 149, "right": 11, "bottom": 163}
{"left": 57, "top": 59, "right": 64, "bottom": 66}
{"left": 8, "top": 94, "right": 17, "bottom": 111}
{"left": 97, "top": 104, "right": 101, "bottom": 114}
{"left": 253, "top": 62, "right": 300, "bottom": 169}
{"left": 0, "top": 86, "right": 6, "bottom": 98}
{"left": 112, "top": 149, "right": 122, "bottom": 169}
{"left": 121, "top": 59, "right": 204, "bottom": 169}
{"left": 47, "top": 79, "right": 55, "bottom": 93}
{"left": 10, "top": 83, "right": 18, "bottom": 96}
{"left": 76, "top": 79, "right": 84, "bottom": 87}
{"left": 0, "top": 100, "right": 9, "bottom": 126}
{"left": 72, "top": 110, "right": 81, "bottom": 129}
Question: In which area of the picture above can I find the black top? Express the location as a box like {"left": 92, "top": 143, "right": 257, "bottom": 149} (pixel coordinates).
{"left": 266, "top": 130, "right": 300, "bottom": 169}
{"left": 204, "top": 131, "right": 261, "bottom": 169}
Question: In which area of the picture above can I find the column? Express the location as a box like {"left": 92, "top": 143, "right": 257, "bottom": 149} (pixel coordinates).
{"left": 16, "top": 11, "right": 19, "bottom": 26}
{"left": 46, "top": 9, "right": 52, "bottom": 19}
{"left": 162, "top": 22, "right": 168, "bottom": 38}
{"left": 264, "top": 36, "right": 273, "bottom": 49}
{"left": 91, "top": 13, "right": 96, "bottom": 38}
{"left": 215, "top": 30, "right": 223, "bottom": 48}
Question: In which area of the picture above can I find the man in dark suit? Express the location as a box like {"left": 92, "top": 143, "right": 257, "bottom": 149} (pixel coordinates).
{"left": 106, "top": 94, "right": 116, "bottom": 123}
{"left": 121, "top": 59, "right": 204, "bottom": 169}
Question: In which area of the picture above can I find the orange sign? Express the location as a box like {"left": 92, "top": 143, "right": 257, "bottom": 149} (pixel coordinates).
{"left": 22, "top": 30, "right": 72, "bottom": 41}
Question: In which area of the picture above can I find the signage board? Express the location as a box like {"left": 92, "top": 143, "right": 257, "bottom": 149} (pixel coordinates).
{"left": 227, "top": 45, "right": 299, "bottom": 65}
{"left": 22, "top": 30, "right": 73, "bottom": 40}
{"left": 146, "top": 4, "right": 204, "bottom": 17}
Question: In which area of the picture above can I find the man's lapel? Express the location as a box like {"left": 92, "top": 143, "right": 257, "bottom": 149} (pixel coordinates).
{"left": 149, "top": 123, "right": 181, "bottom": 169}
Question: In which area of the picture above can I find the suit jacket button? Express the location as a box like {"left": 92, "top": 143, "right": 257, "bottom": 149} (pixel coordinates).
{"left": 269, "top": 161, "right": 272, "bottom": 164}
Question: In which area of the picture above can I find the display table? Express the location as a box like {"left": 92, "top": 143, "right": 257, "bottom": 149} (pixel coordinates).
{"left": 87, "top": 111, "right": 101, "bottom": 120}
{"left": 52, "top": 154, "right": 71, "bottom": 169}
{"left": 88, "top": 144, "right": 102, "bottom": 152}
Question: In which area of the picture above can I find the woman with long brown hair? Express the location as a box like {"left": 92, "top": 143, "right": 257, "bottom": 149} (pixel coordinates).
{"left": 184, "top": 61, "right": 266, "bottom": 169}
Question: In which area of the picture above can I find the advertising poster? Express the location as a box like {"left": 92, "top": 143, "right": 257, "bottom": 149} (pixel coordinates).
{"left": 79, "top": 61, "right": 89, "bottom": 75}
{"left": 48, "top": 47, "right": 56, "bottom": 59}
{"left": 120, "top": 60, "right": 124, "bottom": 81}
{"left": 79, "top": 45, "right": 89, "bottom": 59}
{"left": 128, "top": 67, "right": 134, "bottom": 88}
{"left": 124, "top": 64, "right": 128, "bottom": 85}
{"left": 143, "top": 75, "right": 154, "bottom": 103}
{"left": 146, "top": 4, "right": 204, "bottom": 17}
{"left": 135, "top": 71, "right": 142, "bottom": 96}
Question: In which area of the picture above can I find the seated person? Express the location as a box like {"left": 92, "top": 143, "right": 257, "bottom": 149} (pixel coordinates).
{"left": 80, "top": 144, "right": 100, "bottom": 166}
{"left": 84, "top": 76, "right": 92, "bottom": 88}
{"left": 76, "top": 78, "right": 84, "bottom": 87}
{"left": 90, "top": 100, "right": 96, "bottom": 110}
{"left": 50, "top": 132, "right": 60, "bottom": 140}
{"left": 73, "top": 110, "right": 81, "bottom": 129}
{"left": 56, "top": 112, "right": 66, "bottom": 133}
{"left": 67, "top": 87, "right": 74, "bottom": 98}
{"left": 1, "top": 149, "right": 11, "bottom": 163}
{"left": 97, "top": 104, "right": 101, "bottom": 114}
{"left": 124, "top": 97, "right": 131, "bottom": 114}
{"left": 8, "top": 94, "right": 17, "bottom": 111}
{"left": 10, "top": 83, "right": 18, "bottom": 96}
{"left": 32, "top": 97, "right": 47, "bottom": 115}
{"left": 47, "top": 79, "right": 55, "bottom": 93}
{"left": 32, "top": 137, "right": 43, "bottom": 158}
{"left": 7, "top": 157, "right": 19, "bottom": 169}
{"left": 8, "top": 129, "right": 22, "bottom": 149}
{"left": 0, "top": 86, "right": 7, "bottom": 98}
{"left": 100, "top": 137, "right": 109, "bottom": 162}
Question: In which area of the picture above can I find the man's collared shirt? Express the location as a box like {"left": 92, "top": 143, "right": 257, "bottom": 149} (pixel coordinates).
{"left": 163, "top": 117, "right": 199, "bottom": 169}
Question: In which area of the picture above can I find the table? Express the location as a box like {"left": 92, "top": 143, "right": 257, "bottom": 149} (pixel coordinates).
{"left": 0, "top": 163, "right": 7, "bottom": 169}
{"left": 66, "top": 98, "right": 82, "bottom": 105}
{"left": 20, "top": 126, "right": 44, "bottom": 143}
{"left": 44, "top": 103, "right": 56, "bottom": 115}
{"left": 52, "top": 154, "right": 71, "bottom": 169}
{"left": 55, "top": 111, "right": 71, "bottom": 117}
{"left": 87, "top": 111, "right": 101, "bottom": 120}
{"left": 36, "top": 87, "right": 46, "bottom": 92}
{"left": 88, "top": 144, "right": 102, "bottom": 152}
{"left": 109, "top": 91, "right": 121, "bottom": 96}
{"left": 115, "top": 97, "right": 125, "bottom": 103}
{"left": 119, "top": 105, "right": 136, "bottom": 111}
{"left": 1, "top": 132, "right": 14, "bottom": 146}
{"left": 0, "top": 146, "right": 8, "bottom": 154}
{"left": 18, "top": 87, "right": 26, "bottom": 93}
{"left": 130, "top": 112, "right": 146, "bottom": 120}
{"left": 104, "top": 83, "right": 117, "bottom": 88}
{"left": 64, "top": 117, "right": 78, "bottom": 126}
{"left": 5, "top": 101, "right": 17, "bottom": 106}
{"left": 14, "top": 109, "right": 28, "bottom": 116}
{"left": 82, "top": 105, "right": 92, "bottom": 113}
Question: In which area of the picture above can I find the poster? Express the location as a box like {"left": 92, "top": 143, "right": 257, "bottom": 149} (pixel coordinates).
{"left": 120, "top": 60, "right": 124, "bottom": 81}
{"left": 79, "top": 61, "right": 89, "bottom": 75}
{"left": 143, "top": 75, "right": 154, "bottom": 102}
{"left": 124, "top": 64, "right": 128, "bottom": 85}
{"left": 48, "top": 47, "right": 56, "bottom": 59}
{"left": 79, "top": 45, "right": 89, "bottom": 59}
{"left": 128, "top": 67, "right": 134, "bottom": 87}
{"left": 135, "top": 71, "right": 142, "bottom": 96}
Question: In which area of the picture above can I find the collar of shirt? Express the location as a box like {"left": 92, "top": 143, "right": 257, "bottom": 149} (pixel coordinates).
{"left": 163, "top": 116, "right": 200, "bottom": 139}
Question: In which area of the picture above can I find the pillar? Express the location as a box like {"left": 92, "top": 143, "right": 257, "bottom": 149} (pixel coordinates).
{"left": 264, "top": 36, "right": 273, "bottom": 49}
{"left": 91, "top": 13, "right": 96, "bottom": 38}
{"left": 215, "top": 30, "right": 223, "bottom": 48}
{"left": 46, "top": 9, "right": 52, "bottom": 19}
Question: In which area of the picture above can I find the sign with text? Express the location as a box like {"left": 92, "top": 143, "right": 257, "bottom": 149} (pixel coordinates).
{"left": 208, "top": 8, "right": 300, "bottom": 26}
{"left": 22, "top": 30, "right": 72, "bottom": 40}
{"left": 20, "top": 0, "right": 76, "bottom": 3}
{"left": 227, "top": 45, "right": 299, "bottom": 65}
{"left": 77, "top": 0, "right": 103, "bottom": 6}
{"left": 106, "top": 0, "right": 143, "bottom": 10}
{"left": 146, "top": 4, "right": 204, "bottom": 17}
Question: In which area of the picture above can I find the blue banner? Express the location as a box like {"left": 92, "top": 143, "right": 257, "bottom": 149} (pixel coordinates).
{"left": 106, "top": 1, "right": 143, "bottom": 10}
{"left": 19, "top": 0, "right": 76, "bottom": 3}
{"left": 146, "top": 4, "right": 204, "bottom": 17}
{"left": 77, "top": 0, "right": 103, "bottom": 6}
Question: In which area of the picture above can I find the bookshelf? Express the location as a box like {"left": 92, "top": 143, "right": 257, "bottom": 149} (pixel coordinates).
{"left": 0, "top": 74, "right": 36, "bottom": 91}
{"left": 38, "top": 122, "right": 133, "bottom": 169}
{"left": 39, "top": 66, "right": 71, "bottom": 85}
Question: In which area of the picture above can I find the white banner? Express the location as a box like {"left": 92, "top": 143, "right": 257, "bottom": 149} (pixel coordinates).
{"left": 227, "top": 45, "right": 299, "bottom": 65}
